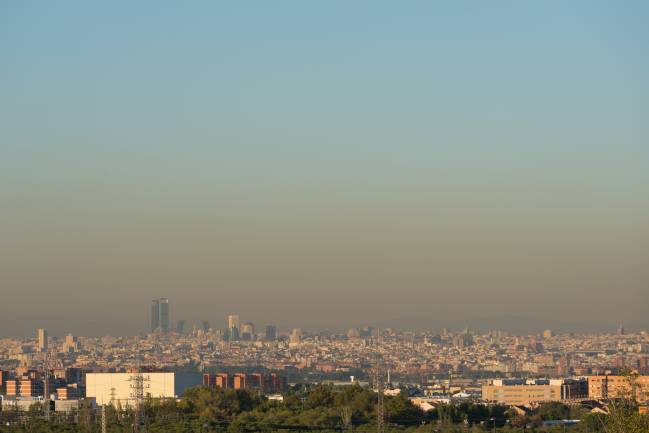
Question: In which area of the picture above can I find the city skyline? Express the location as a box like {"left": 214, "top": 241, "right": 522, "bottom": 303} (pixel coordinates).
{"left": 3, "top": 301, "right": 646, "bottom": 338}
{"left": 5, "top": 299, "right": 645, "bottom": 340}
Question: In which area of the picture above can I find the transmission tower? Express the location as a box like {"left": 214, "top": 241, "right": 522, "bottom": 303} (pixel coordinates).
{"left": 101, "top": 404, "right": 107, "bottom": 433}
{"left": 43, "top": 350, "right": 51, "bottom": 421}
{"left": 373, "top": 329, "right": 385, "bottom": 433}
{"left": 448, "top": 369, "right": 453, "bottom": 395}
{"left": 129, "top": 365, "right": 150, "bottom": 433}
{"left": 110, "top": 387, "right": 117, "bottom": 405}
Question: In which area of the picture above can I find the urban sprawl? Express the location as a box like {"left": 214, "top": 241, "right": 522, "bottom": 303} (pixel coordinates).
{"left": 0, "top": 299, "right": 648, "bottom": 429}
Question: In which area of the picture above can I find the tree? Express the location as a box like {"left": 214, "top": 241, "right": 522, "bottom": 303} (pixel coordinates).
{"left": 305, "top": 385, "right": 335, "bottom": 409}
{"left": 536, "top": 401, "right": 570, "bottom": 421}
{"left": 384, "top": 393, "right": 425, "bottom": 426}
{"left": 339, "top": 406, "right": 353, "bottom": 429}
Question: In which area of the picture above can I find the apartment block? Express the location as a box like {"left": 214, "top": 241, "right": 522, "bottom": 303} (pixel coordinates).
{"left": 482, "top": 378, "right": 588, "bottom": 406}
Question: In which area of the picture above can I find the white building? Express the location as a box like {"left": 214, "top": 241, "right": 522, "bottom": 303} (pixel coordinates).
{"left": 85, "top": 372, "right": 201, "bottom": 406}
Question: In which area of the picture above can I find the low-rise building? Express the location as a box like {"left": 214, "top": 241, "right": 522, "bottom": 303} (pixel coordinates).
{"left": 482, "top": 378, "right": 588, "bottom": 406}
{"left": 85, "top": 372, "right": 201, "bottom": 406}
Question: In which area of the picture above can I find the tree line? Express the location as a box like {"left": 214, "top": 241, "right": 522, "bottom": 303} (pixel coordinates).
{"left": 0, "top": 383, "right": 647, "bottom": 432}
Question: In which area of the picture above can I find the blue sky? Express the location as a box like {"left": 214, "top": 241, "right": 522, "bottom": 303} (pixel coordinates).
{"left": 1, "top": 2, "right": 648, "bottom": 335}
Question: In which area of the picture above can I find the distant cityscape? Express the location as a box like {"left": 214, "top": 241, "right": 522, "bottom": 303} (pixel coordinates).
{"left": 0, "top": 297, "right": 648, "bottom": 417}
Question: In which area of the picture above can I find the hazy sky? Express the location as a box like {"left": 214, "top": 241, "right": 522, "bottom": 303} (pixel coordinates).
{"left": 1, "top": 2, "right": 648, "bottom": 337}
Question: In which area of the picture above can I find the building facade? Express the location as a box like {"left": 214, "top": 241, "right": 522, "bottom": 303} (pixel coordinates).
{"left": 85, "top": 372, "right": 200, "bottom": 406}
{"left": 202, "top": 372, "right": 285, "bottom": 393}
{"left": 482, "top": 378, "right": 588, "bottom": 406}
{"left": 159, "top": 298, "right": 169, "bottom": 333}
{"left": 151, "top": 299, "right": 160, "bottom": 332}
{"left": 265, "top": 325, "right": 277, "bottom": 341}
{"left": 37, "top": 328, "right": 48, "bottom": 352}
{"left": 588, "top": 375, "right": 649, "bottom": 403}
{"left": 150, "top": 298, "right": 170, "bottom": 333}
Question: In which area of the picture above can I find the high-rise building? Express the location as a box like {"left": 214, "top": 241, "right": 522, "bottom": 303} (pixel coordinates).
{"left": 176, "top": 320, "right": 186, "bottom": 334}
{"left": 201, "top": 320, "right": 211, "bottom": 333}
{"left": 37, "top": 328, "right": 48, "bottom": 352}
{"left": 151, "top": 300, "right": 160, "bottom": 332}
{"left": 228, "top": 315, "right": 240, "bottom": 331}
{"left": 228, "top": 315, "right": 240, "bottom": 340}
{"left": 150, "top": 298, "right": 170, "bottom": 333}
{"left": 289, "top": 328, "right": 302, "bottom": 346}
{"left": 265, "top": 325, "right": 277, "bottom": 341}
{"left": 159, "top": 298, "right": 169, "bottom": 333}
{"left": 241, "top": 322, "right": 255, "bottom": 341}
{"left": 63, "top": 334, "right": 78, "bottom": 353}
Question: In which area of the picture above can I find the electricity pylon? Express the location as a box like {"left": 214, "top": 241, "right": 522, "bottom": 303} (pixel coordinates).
{"left": 43, "top": 350, "right": 51, "bottom": 421}
{"left": 129, "top": 364, "right": 150, "bottom": 433}
{"left": 101, "top": 404, "right": 107, "bottom": 433}
{"left": 373, "top": 329, "right": 385, "bottom": 433}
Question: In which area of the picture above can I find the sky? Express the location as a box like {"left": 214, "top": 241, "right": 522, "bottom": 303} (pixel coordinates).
{"left": 1, "top": 1, "right": 648, "bottom": 337}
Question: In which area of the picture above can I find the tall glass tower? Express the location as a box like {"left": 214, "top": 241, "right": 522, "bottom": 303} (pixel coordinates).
{"left": 151, "top": 299, "right": 160, "bottom": 333}
{"left": 159, "top": 298, "right": 170, "bottom": 333}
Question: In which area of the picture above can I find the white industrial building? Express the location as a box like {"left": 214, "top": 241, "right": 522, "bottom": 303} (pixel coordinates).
{"left": 85, "top": 372, "right": 201, "bottom": 406}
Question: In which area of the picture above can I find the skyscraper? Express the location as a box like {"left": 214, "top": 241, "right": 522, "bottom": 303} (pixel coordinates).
{"left": 228, "top": 315, "right": 240, "bottom": 330}
{"left": 150, "top": 298, "right": 170, "bottom": 333}
{"left": 151, "top": 299, "right": 160, "bottom": 332}
{"left": 159, "top": 298, "right": 170, "bottom": 333}
{"left": 37, "top": 328, "right": 48, "bottom": 352}
{"left": 63, "top": 333, "right": 78, "bottom": 353}
{"left": 241, "top": 322, "right": 255, "bottom": 341}
{"left": 265, "top": 325, "right": 277, "bottom": 341}
{"left": 227, "top": 315, "right": 240, "bottom": 341}
{"left": 289, "top": 328, "right": 302, "bottom": 346}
